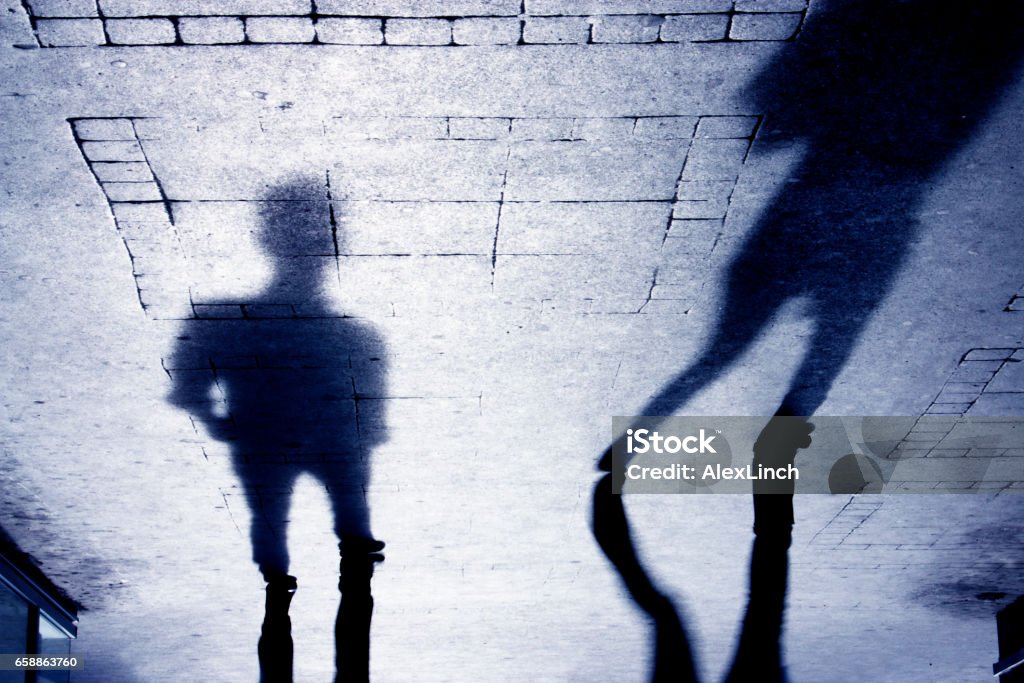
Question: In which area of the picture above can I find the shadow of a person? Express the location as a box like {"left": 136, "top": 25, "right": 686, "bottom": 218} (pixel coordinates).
{"left": 593, "top": 1, "right": 1023, "bottom": 680}
{"left": 592, "top": 419, "right": 810, "bottom": 683}
{"left": 592, "top": 473, "right": 700, "bottom": 683}
{"left": 166, "top": 179, "right": 387, "bottom": 682}
{"left": 639, "top": 0, "right": 1024, "bottom": 423}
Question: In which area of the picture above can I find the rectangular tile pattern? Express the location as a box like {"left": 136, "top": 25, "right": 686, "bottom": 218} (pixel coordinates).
{"left": 69, "top": 114, "right": 759, "bottom": 320}
{"left": 27, "top": 0, "right": 808, "bottom": 46}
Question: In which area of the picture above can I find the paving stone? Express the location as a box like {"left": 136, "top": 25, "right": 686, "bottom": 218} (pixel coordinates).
{"left": 528, "top": 0, "right": 732, "bottom": 14}
{"left": 497, "top": 201, "right": 666, "bottom": 255}
{"left": 493, "top": 254, "right": 654, "bottom": 299}
{"left": 105, "top": 18, "right": 178, "bottom": 45}
{"left": 673, "top": 198, "right": 729, "bottom": 219}
{"left": 509, "top": 118, "right": 575, "bottom": 141}
{"left": 522, "top": 17, "right": 591, "bottom": 44}
{"left": 729, "top": 12, "right": 802, "bottom": 40}
{"left": 98, "top": 0, "right": 312, "bottom": 16}
{"left": 968, "top": 392, "right": 1024, "bottom": 415}
{"left": 327, "top": 142, "right": 508, "bottom": 201}
{"left": 695, "top": 115, "right": 760, "bottom": 139}
{"left": 933, "top": 389, "right": 980, "bottom": 404}
{"left": 89, "top": 162, "right": 155, "bottom": 183}
{"left": 648, "top": 283, "right": 700, "bottom": 300}
{"left": 949, "top": 360, "right": 1003, "bottom": 382}
{"left": 109, "top": 202, "right": 172, "bottom": 223}
{"left": 657, "top": 235, "right": 721, "bottom": 282}
{"left": 925, "top": 449, "right": 969, "bottom": 458}
{"left": 315, "top": 17, "right": 383, "bottom": 45}
{"left": 122, "top": 237, "right": 180, "bottom": 260}
{"left": 137, "top": 290, "right": 193, "bottom": 318}
{"left": 80, "top": 141, "right": 146, "bottom": 162}
{"left": 172, "top": 201, "right": 333, "bottom": 257}
{"left": 115, "top": 222, "right": 177, "bottom": 244}
{"left": 133, "top": 134, "right": 326, "bottom": 199}
{"left": 331, "top": 116, "right": 448, "bottom": 140}
{"left": 925, "top": 403, "right": 972, "bottom": 415}
{"left": 452, "top": 17, "right": 521, "bottom": 45}
{"left": 963, "top": 348, "right": 1016, "bottom": 361}
{"left": 385, "top": 19, "right": 452, "bottom": 46}
{"left": 334, "top": 255, "right": 491, "bottom": 300}
{"left": 572, "top": 117, "right": 635, "bottom": 140}
{"left": 102, "top": 182, "right": 164, "bottom": 202}
{"left": 447, "top": 117, "right": 511, "bottom": 140}
{"left": 665, "top": 217, "right": 723, "bottom": 241}
{"left": 734, "top": 0, "right": 807, "bottom": 11}
{"left": 72, "top": 119, "right": 137, "bottom": 141}
{"left": 637, "top": 298, "right": 693, "bottom": 314}
{"left": 676, "top": 179, "right": 734, "bottom": 201}
{"left": 193, "top": 304, "right": 246, "bottom": 319}
{"left": 331, "top": 200, "right": 498, "bottom": 254}
{"left": 504, "top": 141, "right": 686, "bottom": 201}
{"left": 590, "top": 14, "right": 662, "bottom": 43}
{"left": 178, "top": 17, "right": 246, "bottom": 45}
{"left": 33, "top": 18, "right": 105, "bottom": 46}
{"left": 245, "top": 17, "right": 316, "bottom": 43}
{"left": 633, "top": 116, "right": 698, "bottom": 139}
{"left": 316, "top": 0, "right": 520, "bottom": 16}
{"left": 25, "top": 0, "right": 98, "bottom": 18}
{"left": 660, "top": 13, "right": 729, "bottom": 41}
{"left": 126, "top": 118, "right": 179, "bottom": 141}
{"left": 241, "top": 304, "right": 295, "bottom": 318}
{"left": 681, "top": 139, "right": 750, "bottom": 180}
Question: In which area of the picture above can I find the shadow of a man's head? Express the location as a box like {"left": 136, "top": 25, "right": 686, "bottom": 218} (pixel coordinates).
{"left": 255, "top": 178, "right": 341, "bottom": 301}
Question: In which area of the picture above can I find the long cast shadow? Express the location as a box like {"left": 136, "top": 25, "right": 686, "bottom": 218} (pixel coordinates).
{"left": 617, "top": 0, "right": 1024, "bottom": 435}
{"left": 167, "top": 179, "right": 386, "bottom": 682}
{"left": 593, "top": 1, "right": 1024, "bottom": 680}
{"left": 592, "top": 417, "right": 809, "bottom": 683}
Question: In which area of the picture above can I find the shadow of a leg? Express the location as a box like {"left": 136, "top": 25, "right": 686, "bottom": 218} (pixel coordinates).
{"left": 592, "top": 474, "right": 699, "bottom": 683}
{"left": 243, "top": 467, "right": 298, "bottom": 683}
{"left": 723, "top": 495, "right": 792, "bottom": 683}
{"left": 724, "top": 415, "right": 808, "bottom": 683}
{"left": 259, "top": 575, "right": 297, "bottom": 683}
{"left": 335, "top": 542, "right": 383, "bottom": 683}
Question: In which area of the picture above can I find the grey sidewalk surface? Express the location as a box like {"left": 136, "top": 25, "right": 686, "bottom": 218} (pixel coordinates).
{"left": 1, "top": 0, "right": 1023, "bottom": 680}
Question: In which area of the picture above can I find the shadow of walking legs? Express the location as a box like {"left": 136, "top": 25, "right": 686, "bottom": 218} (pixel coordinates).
{"left": 259, "top": 575, "right": 298, "bottom": 683}
{"left": 593, "top": 474, "right": 699, "bottom": 683}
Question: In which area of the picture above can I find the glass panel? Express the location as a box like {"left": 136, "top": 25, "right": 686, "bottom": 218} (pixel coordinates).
{"left": 37, "top": 615, "right": 71, "bottom": 683}
{"left": 0, "top": 582, "right": 28, "bottom": 683}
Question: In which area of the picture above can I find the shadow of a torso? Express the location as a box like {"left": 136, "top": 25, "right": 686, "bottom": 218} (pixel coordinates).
{"left": 736, "top": 0, "right": 1024, "bottom": 307}
{"left": 171, "top": 308, "right": 387, "bottom": 468}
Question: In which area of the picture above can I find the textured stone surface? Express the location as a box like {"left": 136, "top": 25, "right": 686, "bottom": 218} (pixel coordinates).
{"left": 317, "top": 0, "right": 520, "bottom": 16}
{"left": 105, "top": 18, "right": 177, "bottom": 45}
{"left": 315, "top": 17, "right": 383, "bottom": 45}
{"left": 22, "top": 0, "right": 811, "bottom": 48}
{"left": 661, "top": 13, "right": 730, "bottom": 41}
{"left": 2, "top": 2, "right": 1023, "bottom": 682}
{"left": 178, "top": 17, "right": 246, "bottom": 45}
{"left": 522, "top": 16, "right": 592, "bottom": 44}
{"left": 33, "top": 18, "right": 104, "bottom": 46}
{"left": 99, "top": 0, "right": 313, "bottom": 16}
{"left": 26, "top": 0, "right": 97, "bottom": 17}
{"left": 245, "top": 16, "right": 316, "bottom": 43}
{"left": 452, "top": 17, "right": 520, "bottom": 45}
{"left": 729, "top": 11, "right": 803, "bottom": 40}
{"left": 384, "top": 18, "right": 452, "bottom": 46}
{"left": 591, "top": 14, "right": 663, "bottom": 43}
